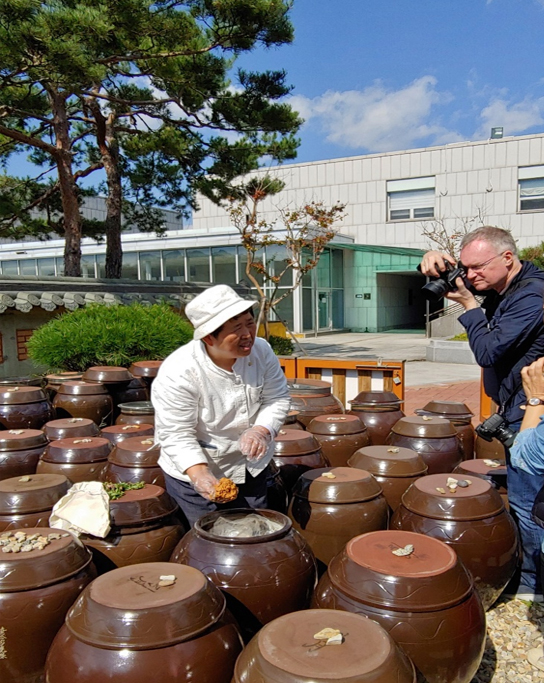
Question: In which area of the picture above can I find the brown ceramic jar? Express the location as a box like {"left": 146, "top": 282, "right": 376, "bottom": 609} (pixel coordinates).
{"left": 37, "top": 436, "right": 111, "bottom": 483}
{"left": 265, "top": 459, "right": 289, "bottom": 514}
{"left": 102, "top": 436, "right": 165, "bottom": 488}
{"left": 474, "top": 434, "right": 506, "bottom": 459}
{"left": 0, "top": 386, "right": 54, "bottom": 431}
{"left": 0, "top": 429, "right": 48, "bottom": 481}
{"left": 115, "top": 401, "right": 155, "bottom": 426}
{"left": 82, "top": 366, "right": 148, "bottom": 420}
{"left": 289, "top": 467, "right": 389, "bottom": 567}
{"left": 307, "top": 414, "right": 371, "bottom": 467}
{"left": 390, "top": 475, "right": 519, "bottom": 610}
{"left": 312, "top": 530, "right": 486, "bottom": 683}
{"left": 44, "top": 562, "right": 242, "bottom": 683}
{"left": 273, "top": 429, "right": 330, "bottom": 494}
{"left": 348, "top": 445, "right": 428, "bottom": 512}
{"left": 129, "top": 360, "right": 162, "bottom": 395}
{"left": 0, "top": 527, "right": 96, "bottom": 683}
{"left": 171, "top": 509, "right": 317, "bottom": 641}
{"left": 348, "top": 391, "right": 405, "bottom": 445}
{"left": 387, "top": 416, "right": 463, "bottom": 474}
{"left": 282, "top": 409, "right": 305, "bottom": 431}
{"left": 100, "top": 423, "right": 154, "bottom": 445}
{"left": 453, "top": 458, "right": 508, "bottom": 508}
{"left": 416, "top": 400, "right": 475, "bottom": 460}
{"left": 83, "top": 484, "right": 185, "bottom": 574}
{"left": 232, "top": 609, "right": 416, "bottom": 683}
{"left": 42, "top": 417, "right": 100, "bottom": 441}
{"left": 0, "top": 473, "right": 70, "bottom": 532}
{"left": 288, "top": 379, "right": 344, "bottom": 427}
{"left": 53, "top": 381, "right": 114, "bottom": 426}
{"left": 44, "top": 372, "right": 83, "bottom": 401}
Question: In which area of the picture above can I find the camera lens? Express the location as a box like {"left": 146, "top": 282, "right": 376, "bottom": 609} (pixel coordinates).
{"left": 422, "top": 278, "right": 449, "bottom": 302}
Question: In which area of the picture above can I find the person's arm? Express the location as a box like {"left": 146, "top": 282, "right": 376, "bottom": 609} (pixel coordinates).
{"left": 509, "top": 357, "right": 544, "bottom": 474}
{"left": 251, "top": 341, "right": 291, "bottom": 437}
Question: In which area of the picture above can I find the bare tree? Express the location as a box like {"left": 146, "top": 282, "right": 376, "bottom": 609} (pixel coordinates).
{"left": 420, "top": 207, "right": 488, "bottom": 258}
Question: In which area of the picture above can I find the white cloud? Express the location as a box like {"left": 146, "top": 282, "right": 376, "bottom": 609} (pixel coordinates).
{"left": 476, "top": 96, "right": 544, "bottom": 138}
{"left": 289, "top": 76, "right": 463, "bottom": 153}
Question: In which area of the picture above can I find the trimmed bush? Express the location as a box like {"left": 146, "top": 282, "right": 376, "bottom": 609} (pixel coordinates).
{"left": 268, "top": 334, "right": 294, "bottom": 356}
{"left": 27, "top": 303, "right": 193, "bottom": 371}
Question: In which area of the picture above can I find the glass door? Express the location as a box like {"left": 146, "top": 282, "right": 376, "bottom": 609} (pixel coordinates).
{"left": 317, "top": 290, "right": 332, "bottom": 330}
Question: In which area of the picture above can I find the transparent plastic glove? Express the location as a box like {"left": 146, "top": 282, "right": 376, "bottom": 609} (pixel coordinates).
{"left": 189, "top": 466, "right": 219, "bottom": 500}
{"left": 238, "top": 426, "right": 272, "bottom": 462}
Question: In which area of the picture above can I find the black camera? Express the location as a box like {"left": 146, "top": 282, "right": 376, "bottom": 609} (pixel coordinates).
{"left": 475, "top": 413, "right": 516, "bottom": 449}
{"left": 420, "top": 261, "right": 468, "bottom": 303}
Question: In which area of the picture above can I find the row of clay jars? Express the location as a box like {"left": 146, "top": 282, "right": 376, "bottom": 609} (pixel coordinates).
{"left": 0, "top": 386, "right": 54, "bottom": 431}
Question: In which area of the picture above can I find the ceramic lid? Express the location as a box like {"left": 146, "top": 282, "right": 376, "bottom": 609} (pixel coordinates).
{"left": 56, "top": 380, "right": 109, "bottom": 396}
{"left": 118, "top": 401, "right": 155, "bottom": 415}
{"left": 0, "top": 428, "right": 48, "bottom": 452}
{"left": 45, "top": 372, "right": 83, "bottom": 385}
{"left": 0, "top": 474, "right": 70, "bottom": 514}
{"left": 129, "top": 361, "right": 163, "bottom": 378}
{"left": 101, "top": 423, "right": 154, "bottom": 444}
{"left": 108, "top": 484, "right": 178, "bottom": 526}
{"left": 0, "top": 385, "right": 48, "bottom": 405}
{"left": 0, "top": 528, "right": 93, "bottom": 592}
{"left": 82, "top": 366, "right": 133, "bottom": 383}
{"left": 42, "top": 436, "right": 111, "bottom": 464}
{"left": 195, "top": 508, "right": 291, "bottom": 545}
{"left": 308, "top": 414, "right": 366, "bottom": 436}
{"left": 284, "top": 410, "right": 301, "bottom": 424}
{"left": 42, "top": 417, "right": 100, "bottom": 440}
{"left": 288, "top": 378, "right": 333, "bottom": 397}
{"left": 401, "top": 473, "right": 504, "bottom": 520}
{"left": 293, "top": 467, "right": 383, "bottom": 504}
{"left": 274, "top": 430, "right": 322, "bottom": 457}
{"left": 328, "top": 529, "right": 473, "bottom": 612}
{"left": 65, "top": 562, "right": 225, "bottom": 649}
{"left": 454, "top": 458, "right": 507, "bottom": 476}
{"left": 390, "top": 415, "right": 457, "bottom": 438}
{"left": 348, "top": 445, "right": 428, "bottom": 477}
{"left": 109, "top": 437, "right": 160, "bottom": 467}
{"left": 0, "top": 376, "right": 44, "bottom": 387}
{"left": 349, "top": 391, "right": 403, "bottom": 407}
{"left": 416, "top": 400, "right": 474, "bottom": 421}
{"left": 240, "top": 609, "right": 415, "bottom": 683}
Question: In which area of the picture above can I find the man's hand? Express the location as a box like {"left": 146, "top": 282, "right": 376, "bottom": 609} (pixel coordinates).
{"left": 444, "top": 276, "right": 479, "bottom": 311}
{"left": 186, "top": 464, "right": 219, "bottom": 500}
{"left": 420, "top": 250, "right": 456, "bottom": 277}
{"left": 238, "top": 426, "right": 272, "bottom": 462}
{"left": 521, "top": 358, "right": 544, "bottom": 400}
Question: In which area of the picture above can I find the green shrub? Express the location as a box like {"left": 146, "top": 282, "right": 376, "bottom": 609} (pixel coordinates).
{"left": 27, "top": 303, "right": 193, "bottom": 371}
{"left": 449, "top": 332, "right": 468, "bottom": 341}
{"left": 268, "top": 334, "right": 294, "bottom": 356}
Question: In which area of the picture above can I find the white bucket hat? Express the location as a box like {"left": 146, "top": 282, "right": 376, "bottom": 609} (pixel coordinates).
{"left": 185, "top": 285, "right": 256, "bottom": 340}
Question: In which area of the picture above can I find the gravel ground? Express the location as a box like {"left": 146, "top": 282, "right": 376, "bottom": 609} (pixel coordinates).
{"left": 472, "top": 597, "right": 544, "bottom": 682}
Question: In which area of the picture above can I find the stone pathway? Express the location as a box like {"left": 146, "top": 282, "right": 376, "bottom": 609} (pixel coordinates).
{"left": 404, "top": 380, "right": 481, "bottom": 423}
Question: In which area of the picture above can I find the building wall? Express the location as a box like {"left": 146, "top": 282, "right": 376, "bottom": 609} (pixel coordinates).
{"left": 0, "top": 308, "right": 51, "bottom": 377}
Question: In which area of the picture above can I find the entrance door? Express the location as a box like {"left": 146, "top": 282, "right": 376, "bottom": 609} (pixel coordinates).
{"left": 317, "top": 290, "right": 331, "bottom": 330}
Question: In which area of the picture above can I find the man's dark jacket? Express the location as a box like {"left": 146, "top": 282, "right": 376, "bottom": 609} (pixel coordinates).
{"left": 459, "top": 260, "right": 544, "bottom": 426}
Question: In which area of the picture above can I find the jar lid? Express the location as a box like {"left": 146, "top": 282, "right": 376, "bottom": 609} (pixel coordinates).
{"left": 454, "top": 458, "right": 507, "bottom": 476}
{"left": 129, "top": 361, "right": 163, "bottom": 378}
{"left": 0, "top": 376, "right": 44, "bottom": 387}
{"left": 308, "top": 414, "right": 367, "bottom": 436}
{"left": 401, "top": 474, "right": 503, "bottom": 520}
{"left": 417, "top": 400, "right": 474, "bottom": 419}
{"left": 108, "top": 484, "right": 178, "bottom": 526}
{"left": 82, "top": 366, "right": 133, "bottom": 384}
{"left": 348, "top": 445, "right": 428, "bottom": 477}
{"left": 45, "top": 372, "right": 83, "bottom": 384}
{"left": 56, "top": 381, "right": 109, "bottom": 396}
{"left": 42, "top": 418, "right": 100, "bottom": 441}
{"left": 293, "top": 467, "right": 383, "bottom": 504}
{"left": 284, "top": 410, "right": 301, "bottom": 424}
{"left": 274, "top": 430, "right": 322, "bottom": 456}
{"left": 65, "top": 562, "right": 225, "bottom": 649}
{"left": 390, "top": 415, "right": 457, "bottom": 438}
{"left": 0, "top": 385, "right": 48, "bottom": 405}
{"left": 194, "top": 508, "right": 291, "bottom": 545}
{"left": 42, "top": 437, "right": 111, "bottom": 464}
{"left": 288, "top": 379, "right": 332, "bottom": 397}
{"left": 240, "top": 609, "right": 415, "bottom": 683}
{"left": 0, "top": 474, "right": 70, "bottom": 514}
{"left": 328, "top": 530, "right": 472, "bottom": 612}
{"left": 0, "top": 428, "right": 48, "bottom": 452}
{"left": 101, "top": 424, "right": 154, "bottom": 444}
{"left": 117, "top": 401, "right": 155, "bottom": 415}
{"left": 109, "top": 437, "right": 160, "bottom": 467}
{"left": 0, "top": 528, "right": 93, "bottom": 592}
{"left": 349, "top": 391, "right": 403, "bottom": 407}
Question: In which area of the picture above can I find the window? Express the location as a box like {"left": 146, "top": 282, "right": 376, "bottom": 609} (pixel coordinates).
{"left": 16, "top": 329, "right": 34, "bottom": 361}
{"left": 387, "top": 176, "right": 435, "bottom": 221}
{"left": 187, "top": 248, "right": 211, "bottom": 282}
{"left": 139, "top": 251, "right": 161, "bottom": 280}
{"left": 212, "top": 246, "right": 237, "bottom": 284}
{"left": 519, "top": 166, "right": 544, "bottom": 212}
{"left": 164, "top": 250, "right": 185, "bottom": 281}
{"left": 122, "top": 252, "right": 138, "bottom": 280}
{"left": 37, "top": 258, "right": 56, "bottom": 277}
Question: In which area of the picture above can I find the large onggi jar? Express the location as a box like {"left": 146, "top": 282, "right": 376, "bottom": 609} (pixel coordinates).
{"left": 100, "top": 423, "right": 154, "bottom": 446}
{"left": 102, "top": 436, "right": 165, "bottom": 488}
{"left": 37, "top": 436, "right": 111, "bottom": 483}
{"left": 44, "top": 373, "right": 82, "bottom": 401}
{"left": 129, "top": 360, "right": 163, "bottom": 395}
{"left": 44, "top": 562, "right": 243, "bottom": 683}
{"left": 53, "top": 381, "right": 113, "bottom": 426}
{"left": 415, "top": 400, "right": 475, "bottom": 460}
{"left": 115, "top": 401, "right": 155, "bottom": 426}
{"left": 273, "top": 430, "right": 330, "bottom": 495}
{"left": 42, "top": 417, "right": 100, "bottom": 441}
{"left": 288, "top": 379, "right": 344, "bottom": 427}
{"left": 453, "top": 458, "right": 508, "bottom": 509}
{"left": 307, "top": 414, "right": 370, "bottom": 467}
{"left": 82, "top": 366, "right": 147, "bottom": 421}
{"left": 348, "top": 391, "right": 405, "bottom": 445}
{"left": 0, "top": 386, "right": 54, "bottom": 431}
{"left": 0, "top": 429, "right": 49, "bottom": 481}
{"left": 0, "top": 473, "right": 71, "bottom": 532}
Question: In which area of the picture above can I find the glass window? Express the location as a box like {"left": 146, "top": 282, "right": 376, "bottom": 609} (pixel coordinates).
{"left": 331, "top": 249, "right": 343, "bottom": 288}
{"left": 238, "top": 247, "right": 264, "bottom": 287}
{"left": 1, "top": 260, "right": 19, "bottom": 275}
{"left": 164, "top": 250, "right": 185, "bottom": 281}
{"left": 387, "top": 177, "right": 435, "bottom": 221}
{"left": 212, "top": 246, "right": 237, "bottom": 284}
{"left": 302, "top": 288, "right": 314, "bottom": 331}
{"left": 301, "top": 250, "right": 314, "bottom": 287}
{"left": 519, "top": 177, "right": 544, "bottom": 211}
{"left": 19, "top": 259, "right": 37, "bottom": 276}
{"left": 332, "top": 290, "right": 344, "bottom": 329}
{"left": 96, "top": 254, "right": 106, "bottom": 278}
{"left": 37, "top": 258, "right": 56, "bottom": 277}
{"left": 122, "top": 252, "right": 138, "bottom": 280}
{"left": 316, "top": 250, "right": 331, "bottom": 288}
{"left": 273, "top": 293, "right": 294, "bottom": 330}
{"left": 187, "top": 248, "right": 210, "bottom": 282}
{"left": 140, "top": 251, "right": 161, "bottom": 281}
{"left": 55, "top": 257, "right": 65, "bottom": 276}
{"left": 265, "top": 244, "right": 292, "bottom": 287}
{"left": 81, "top": 254, "right": 96, "bottom": 278}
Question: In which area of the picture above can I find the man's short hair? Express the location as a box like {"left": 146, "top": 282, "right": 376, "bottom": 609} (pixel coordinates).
{"left": 460, "top": 226, "right": 518, "bottom": 256}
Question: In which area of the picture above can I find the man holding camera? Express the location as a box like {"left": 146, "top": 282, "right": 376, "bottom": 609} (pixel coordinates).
{"left": 421, "top": 225, "right": 544, "bottom": 597}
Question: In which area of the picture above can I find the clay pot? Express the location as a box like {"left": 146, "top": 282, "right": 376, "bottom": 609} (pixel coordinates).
{"left": 44, "top": 373, "right": 82, "bottom": 401}
{"left": 348, "top": 445, "right": 428, "bottom": 512}
{"left": 83, "top": 484, "right": 185, "bottom": 574}
{"left": 273, "top": 430, "right": 330, "bottom": 495}
{"left": 171, "top": 508, "right": 317, "bottom": 641}
{"left": 100, "top": 423, "right": 154, "bottom": 445}
{"left": 474, "top": 435, "right": 505, "bottom": 460}
{"left": 0, "top": 527, "right": 96, "bottom": 683}
{"left": 387, "top": 416, "right": 463, "bottom": 474}
{"left": 391, "top": 474, "right": 519, "bottom": 610}
{"left": 0, "top": 473, "right": 71, "bottom": 532}
{"left": 102, "top": 436, "right": 165, "bottom": 488}
{"left": 129, "top": 360, "right": 162, "bottom": 396}
{"left": 289, "top": 467, "right": 389, "bottom": 567}
{"left": 232, "top": 608, "right": 416, "bottom": 683}
{"left": 44, "top": 562, "right": 242, "bottom": 683}
{"left": 416, "top": 400, "right": 475, "bottom": 460}
{"left": 37, "top": 436, "right": 111, "bottom": 483}
{"left": 0, "top": 386, "right": 54, "bottom": 431}
{"left": 312, "top": 530, "right": 486, "bottom": 683}
{"left": 115, "top": 401, "right": 155, "bottom": 426}
{"left": 288, "top": 379, "right": 344, "bottom": 427}
{"left": 52, "top": 381, "right": 113, "bottom": 427}
{"left": 307, "top": 414, "right": 371, "bottom": 467}
{"left": 453, "top": 458, "right": 508, "bottom": 509}
{"left": 0, "top": 429, "right": 48, "bottom": 481}
{"left": 265, "top": 459, "right": 289, "bottom": 514}
{"left": 348, "top": 391, "right": 405, "bottom": 445}
{"left": 82, "top": 366, "right": 148, "bottom": 420}
{"left": 42, "top": 417, "right": 100, "bottom": 441}
{"left": 282, "top": 410, "right": 305, "bottom": 431}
